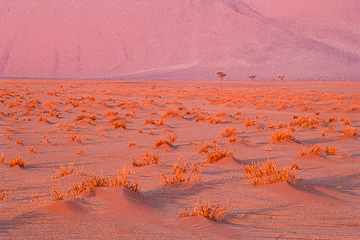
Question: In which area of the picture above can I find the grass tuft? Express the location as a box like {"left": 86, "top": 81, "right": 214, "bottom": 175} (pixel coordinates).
{"left": 161, "top": 155, "right": 202, "bottom": 185}
{"left": 342, "top": 126, "right": 357, "bottom": 137}
{"left": 9, "top": 154, "right": 25, "bottom": 168}
{"left": 271, "top": 130, "right": 294, "bottom": 143}
{"left": 178, "top": 200, "right": 226, "bottom": 222}
{"left": 0, "top": 189, "right": 8, "bottom": 201}
{"left": 221, "top": 127, "right": 237, "bottom": 137}
{"left": 133, "top": 153, "right": 159, "bottom": 167}
{"left": 243, "top": 159, "right": 298, "bottom": 186}
{"left": 206, "top": 148, "right": 233, "bottom": 164}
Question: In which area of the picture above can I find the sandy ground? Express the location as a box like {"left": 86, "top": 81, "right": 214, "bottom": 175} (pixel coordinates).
{"left": 0, "top": 80, "right": 359, "bottom": 239}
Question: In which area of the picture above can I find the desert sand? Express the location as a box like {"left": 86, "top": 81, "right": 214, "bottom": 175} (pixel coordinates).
{"left": 0, "top": 80, "right": 359, "bottom": 239}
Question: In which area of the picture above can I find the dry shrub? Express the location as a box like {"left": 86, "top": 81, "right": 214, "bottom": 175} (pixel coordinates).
{"left": 0, "top": 153, "right": 5, "bottom": 163}
{"left": 209, "top": 116, "right": 222, "bottom": 124}
{"left": 9, "top": 154, "right": 25, "bottom": 168}
{"left": 342, "top": 126, "right": 357, "bottom": 137}
{"left": 132, "top": 153, "right": 159, "bottom": 167}
{"left": 303, "top": 144, "right": 338, "bottom": 155}
{"left": 297, "top": 145, "right": 307, "bottom": 157}
{"left": 103, "top": 109, "right": 119, "bottom": 116}
{"left": 290, "top": 116, "right": 320, "bottom": 128}
{"left": 76, "top": 147, "right": 85, "bottom": 155}
{"left": 69, "top": 134, "right": 82, "bottom": 142}
{"left": 244, "top": 118, "right": 257, "bottom": 128}
{"left": 57, "top": 164, "right": 74, "bottom": 178}
{"left": 216, "top": 111, "right": 226, "bottom": 116}
{"left": 206, "top": 148, "right": 233, "bottom": 164}
{"left": 221, "top": 127, "right": 237, "bottom": 137}
{"left": 271, "top": 130, "right": 294, "bottom": 143}
{"left": 229, "top": 138, "right": 236, "bottom": 143}
{"left": 277, "top": 103, "right": 288, "bottom": 111}
{"left": 342, "top": 119, "right": 350, "bottom": 125}
{"left": 125, "top": 111, "right": 136, "bottom": 118}
{"left": 309, "top": 144, "right": 323, "bottom": 155}
{"left": 155, "top": 133, "right": 177, "bottom": 148}
{"left": 162, "top": 108, "right": 180, "bottom": 118}
{"left": 324, "top": 146, "right": 338, "bottom": 155}
{"left": 195, "top": 115, "right": 207, "bottom": 122}
{"left": 198, "top": 142, "right": 214, "bottom": 153}
{"left": 107, "top": 116, "right": 127, "bottom": 129}
{"left": 53, "top": 185, "right": 66, "bottom": 200}
{"left": 178, "top": 200, "right": 226, "bottom": 222}
{"left": 243, "top": 159, "right": 298, "bottom": 186}
{"left": 30, "top": 193, "right": 39, "bottom": 203}
{"left": 128, "top": 141, "right": 137, "bottom": 147}
{"left": 28, "top": 146, "right": 37, "bottom": 153}
{"left": 68, "top": 167, "right": 140, "bottom": 199}
{"left": 161, "top": 155, "right": 202, "bottom": 185}
{"left": 0, "top": 189, "right": 8, "bottom": 201}
{"left": 144, "top": 118, "right": 155, "bottom": 124}
{"left": 328, "top": 116, "right": 337, "bottom": 122}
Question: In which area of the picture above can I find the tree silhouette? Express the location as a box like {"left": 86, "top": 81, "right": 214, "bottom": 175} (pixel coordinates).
{"left": 216, "top": 72, "right": 227, "bottom": 89}
{"left": 249, "top": 75, "right": 256, "bottom": 81}
{"left": 278, "top": 75, "right": 285, "bottom": 81}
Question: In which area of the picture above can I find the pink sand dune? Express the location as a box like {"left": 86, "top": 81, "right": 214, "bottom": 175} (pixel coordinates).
{"left": 0, "top": 0, "right": 359, "bottom": 80}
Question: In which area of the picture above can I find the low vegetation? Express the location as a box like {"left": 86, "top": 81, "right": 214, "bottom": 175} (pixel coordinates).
{"left": 342, "top": 126, "right": 357, "bottom": 137}
{"left": 271, "top": 130, "right": 294, "bottom": 143}
{"left": 132, "top": 153, "right": 159, "bottom": 167}
{"left": 155, "top": 133, "right": 177, "bottom": 148}
{"left": 178, "top": 200, "right": 226, "bottom": 222}
{"left": 243, "top": 159, "right": 298, "bottom": 186}
{"left": 9, "top": 154, "right": 25, "bottom": 168}
{"left": 0, "top": 189, "right": 8, "bottom": 201}
{"left": 161, "top": 155, "right": 202, "bottom": 185}
{"left": 297, "top": 144, "right": 338, "bottom": 156}
{"left": 54, "top": 167, "right": 140, "bottom": 200}
{"left": 221, "top": 127, "right": 237, "bottom": 137}
{"left": 206, "top": 148, "right": 233, "bottom": 164}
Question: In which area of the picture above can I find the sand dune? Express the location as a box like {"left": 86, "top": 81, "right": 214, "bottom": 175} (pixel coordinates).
{"left": 1, "top": 81, "right": 359, "bottom": 239}
{"left": 1, "top": 0, "right": 359, "bottom": 80}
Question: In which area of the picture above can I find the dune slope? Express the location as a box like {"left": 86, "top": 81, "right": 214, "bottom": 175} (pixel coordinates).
{"left": 0, "top": 0, "right": 359, "bottom": 80}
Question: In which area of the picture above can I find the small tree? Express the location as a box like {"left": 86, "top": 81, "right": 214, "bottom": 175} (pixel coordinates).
{"left": 278, "top": 75, "right": 285, "bottom": 81}
{"left": 249, "top": 75, "right": 256, "bottom": 81}
{"left": 216, "top": 72, "right": 226, "bottom": 89}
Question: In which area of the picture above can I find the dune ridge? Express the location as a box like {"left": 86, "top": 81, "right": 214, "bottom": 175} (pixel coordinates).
{"left": 0, "top": 0, "right": 359, "bottom": 81}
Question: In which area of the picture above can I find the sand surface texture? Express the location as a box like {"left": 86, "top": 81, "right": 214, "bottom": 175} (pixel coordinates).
{"left": 0, "top": 80, "right": 359, "bottom": 239}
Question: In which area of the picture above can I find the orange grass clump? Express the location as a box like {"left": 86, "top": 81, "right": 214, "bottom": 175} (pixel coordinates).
{"left": 298, "top": 144, "right": 338, "bottom": 156}
{"left": 206, "top": 148, "right": 233, "bottom": 164}
{"left": 178, "top": 200, "right": 226, "bottom": 222}
{"left": 243, "top": 159, "right": 298, "bottom": 186}
{"left": 132, "top": 153, "right": 159, "bottom": 167}
{"left": 244, "top": 118, "right": 257, "bottom": 128}
{"left": 221, "top": 127, "right": 237, "bottom": 137}
{"left": 161, "top": 155, "right": 202, "bottom": 185}
{"left": 56, "top": 164, "right": 74, "bottom": 178}
{"left": 0, "top": 189, "right": 8, "bottom": 201}
{"left": 198, "top": 142, "right": 214, "bottom": 153}
{"left": 1, "top": 153, "right": 6, "bottom": 163}
{"left": 271, "top": 130, "right": 294, "bottom": 143}
{"left": 342, "top": 126, "right": 357, "bottom": 137}
{"left": 162, "top": 108, "right": 180, "bottom": 118}
{"left": 9, "top": 154, "right": 25, "bottom": 168}
{"left": 66, "top": 167, "right": 140, "bottom": 200}
{"left": 28, "top": 146, "right": 37, "bottom": 153}
{"left": 155, "top": 133, "right": 177, "bottom": 148}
